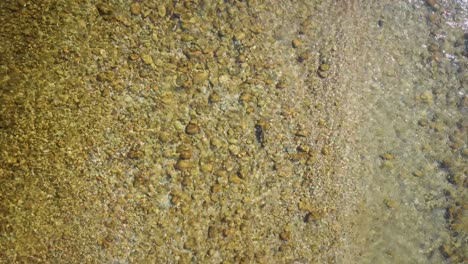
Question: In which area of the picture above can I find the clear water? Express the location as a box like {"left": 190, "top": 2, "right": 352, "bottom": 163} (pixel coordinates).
{"left": 341, "top": 0, "right": 467, "bottom": 263}
{"left": 0, "top": 0, "right": 466, "bottom": 263}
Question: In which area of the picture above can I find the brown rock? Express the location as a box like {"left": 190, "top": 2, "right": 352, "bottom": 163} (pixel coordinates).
{"left": 130, "top": 3, "right": 141, "bottom": 15}
{"left": 304, "top": 209, "right": 326, "bottom": 222}
{"left": 185, "top": 122, "right": 201, "bottom": 135}
{"left": 292, "top": 38, "right": 302, "bottom": 48}
{"left": 175, "top": 160, "right": 193, "bottom": 170}
{"left": 209, "top": 92, "right": 221, "bottom": 103}
{"left": 279, "top": 230, "right": 291, "bottom": 241}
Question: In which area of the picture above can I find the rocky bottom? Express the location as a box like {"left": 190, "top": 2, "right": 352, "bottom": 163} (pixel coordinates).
{"left": 0, "top": 0, "right": 466, "bottom": 263}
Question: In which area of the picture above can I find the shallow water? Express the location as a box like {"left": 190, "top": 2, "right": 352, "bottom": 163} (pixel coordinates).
{"left": 343, "top": 0, "right": 467, "bottom": 263}
{"left": 0, "top": 0, "right": 466, "bottom": 263}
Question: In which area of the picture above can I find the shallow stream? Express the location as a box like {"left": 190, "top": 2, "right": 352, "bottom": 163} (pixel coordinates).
{"left": 342, "top": 1, "right": 467, "bottom": 263}
{"left": 0, "top": 0, "right": 466, "bottom": 263}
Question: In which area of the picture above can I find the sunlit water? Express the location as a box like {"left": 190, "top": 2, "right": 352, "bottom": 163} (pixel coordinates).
{"left": 0, "top": 0, "right": 465, "bottom": 263}
{"left": 342, "top": 0, "right": 467, "bottom": 263}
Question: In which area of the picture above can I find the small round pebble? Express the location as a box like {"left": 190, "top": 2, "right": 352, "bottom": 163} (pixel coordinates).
{"left": 185, "top": 122, "right": 201, "bottom": 135}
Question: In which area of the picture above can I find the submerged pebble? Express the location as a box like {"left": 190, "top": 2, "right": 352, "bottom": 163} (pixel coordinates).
{"left": 185, "top": 122, "right": 201, "bottom": 135}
